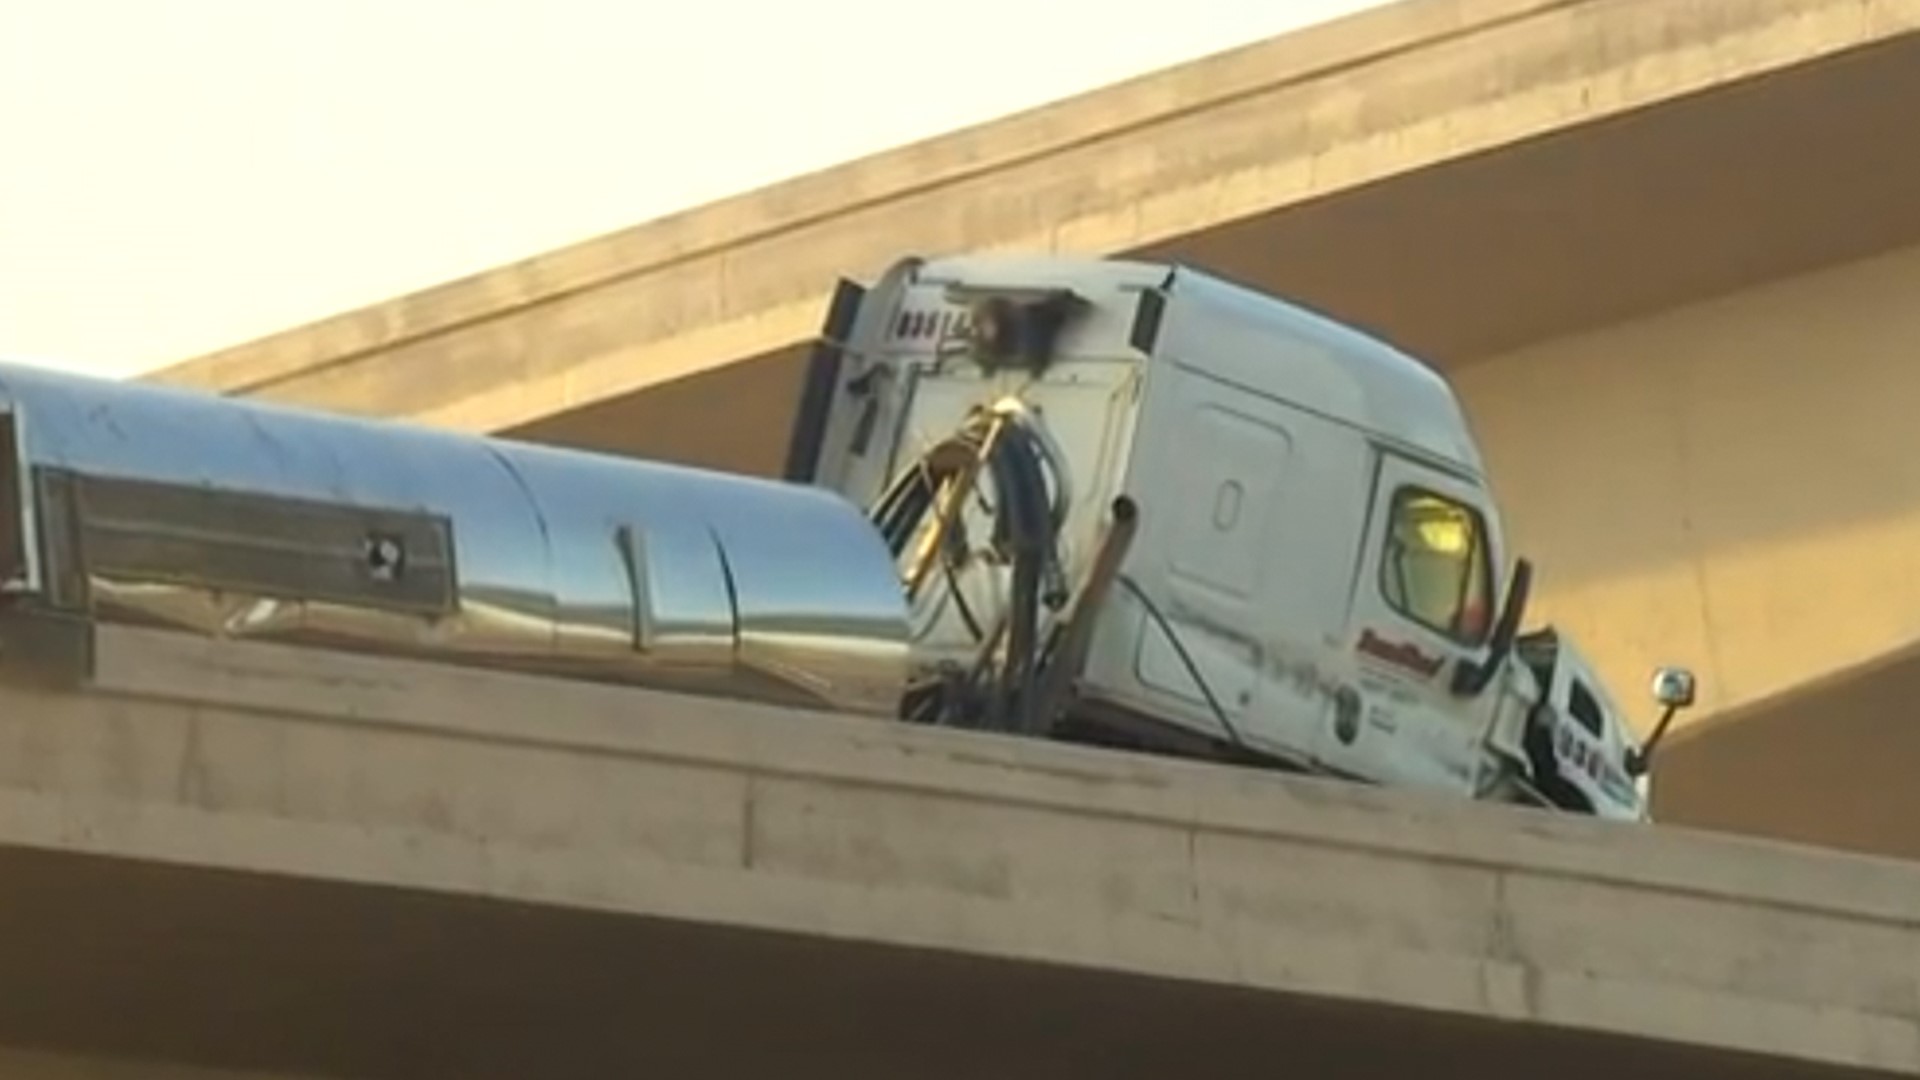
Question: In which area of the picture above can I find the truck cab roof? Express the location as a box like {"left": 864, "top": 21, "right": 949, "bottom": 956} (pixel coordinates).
{"left": 907, "top": 255, "right": 1487, "bottom": 479}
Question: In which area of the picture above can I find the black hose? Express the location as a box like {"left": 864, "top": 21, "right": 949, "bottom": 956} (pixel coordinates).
{"left": 871, "top": 425, "right": 981, "bottom": 558}
{"left": 870, "top": 460, "right": 933, "bottom": 556}
{"left": 986, "top": 422, "right": 1057, "bottom": 734}
{"left": 864, "top": 408, "right": 1061, "bottom": 733}
{"left": 983, "top": 441, "right": 1033, "bottom": 728}
{"left": 1113, "top": 573, "right": 1257, "bottom": 758}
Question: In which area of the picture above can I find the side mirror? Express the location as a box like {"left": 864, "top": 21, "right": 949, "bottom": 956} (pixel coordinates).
{"left": 1651, "top": 666, "right": 1696, "bottom": 709}
{"left": 1451, "top": 557, "right": 1533, "bottom": 697}
{"left": 1625, "top": 665, "right": 1696, "bottom": 777}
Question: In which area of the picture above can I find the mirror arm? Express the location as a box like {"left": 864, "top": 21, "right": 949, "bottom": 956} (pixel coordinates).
{"left": 1451, "top": 557, "right": 1533, "bottom": 698}
{"left": 1626, "top": 704, "right": 1680, "bottom": 777}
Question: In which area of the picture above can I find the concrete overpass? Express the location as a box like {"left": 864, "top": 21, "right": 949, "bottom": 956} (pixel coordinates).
{"left": 0, "top": 622, "right": 1915, "bottom": 1078}
{"left": 152, "top": 0, "right": 1920, "bottom": 863}
{"left": 24, "top": 0, "right": 1911, "bottom": 1074}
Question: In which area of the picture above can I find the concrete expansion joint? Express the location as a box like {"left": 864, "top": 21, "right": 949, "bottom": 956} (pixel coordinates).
{"left": 1476, "top": 869, "right": 1545, "bottom": 1023}
{"left": 740, "top": 773, "right": 760, "bottom": 871}
{"left": 1181, "top": 825, "right": 1204, "bottom": 931}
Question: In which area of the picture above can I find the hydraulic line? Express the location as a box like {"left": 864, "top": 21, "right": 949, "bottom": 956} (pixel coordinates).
{"left": 985, "top": 419, "right": 1052, "bottom": 732}
{"left": 868, "top": 402, "right": 1062, "bottom": 732}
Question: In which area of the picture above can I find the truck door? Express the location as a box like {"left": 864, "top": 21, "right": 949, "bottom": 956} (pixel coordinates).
{"left": 1326, "top": 449, "right": 1503, "bottom": 793}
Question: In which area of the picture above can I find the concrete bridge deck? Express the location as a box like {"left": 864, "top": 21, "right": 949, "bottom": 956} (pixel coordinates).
{"left": 1, "top": 623, "right": 1915, "bottom": 1078}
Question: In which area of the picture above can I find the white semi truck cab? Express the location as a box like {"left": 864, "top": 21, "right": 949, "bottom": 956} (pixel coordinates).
{"left": 0, "top": 253, "right": 1693, "bottom": 822}
{"left": 782, "top": 255, "right": 1696, "bottom": 820}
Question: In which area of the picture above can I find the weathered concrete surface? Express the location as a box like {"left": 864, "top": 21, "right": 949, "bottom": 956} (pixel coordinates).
{"left": 0, "top": 625, "right": 1916, "bottom": 1078}
{"left": 5, "top": 847, "right": 1904, "bottom": 1080}
{"left": 151, "top": 0, "right": 1920, "bottom": 437}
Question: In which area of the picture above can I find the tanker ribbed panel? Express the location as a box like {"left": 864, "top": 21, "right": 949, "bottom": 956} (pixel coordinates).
{"left": 0, "top": 361, "right": 911, "bottom": 717}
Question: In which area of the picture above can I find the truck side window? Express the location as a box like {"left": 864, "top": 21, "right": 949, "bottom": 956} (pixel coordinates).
{"left": 1567, "top": 680, "right": 1605, "bottom": 736}
{"left": 1379, "top": 486, "right": 1493, "bottom": 646}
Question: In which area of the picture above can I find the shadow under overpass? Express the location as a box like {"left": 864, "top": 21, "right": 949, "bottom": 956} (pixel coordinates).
{"left": 0, "top": 845, "right": 1896, "bottom": 1080}
{"left": 1655, "top": 638, "right": 1920, "bottom": 861}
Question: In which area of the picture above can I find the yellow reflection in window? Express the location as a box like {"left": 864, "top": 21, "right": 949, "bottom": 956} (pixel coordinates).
{"left": 1399, "top": 495, "right": 1473, "bottom": 555}
{"left": 1383, "top": 489, "right": 1491, "bottom": 644}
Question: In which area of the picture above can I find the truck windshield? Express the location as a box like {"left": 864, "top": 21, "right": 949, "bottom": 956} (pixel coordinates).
{"left": 1381, "top": 487, "right": 1493, "bottom": 645}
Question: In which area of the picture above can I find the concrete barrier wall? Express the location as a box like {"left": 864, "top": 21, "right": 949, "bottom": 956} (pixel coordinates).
{"left": 0, "top": 625, "right": 1914, "bottom": 1074}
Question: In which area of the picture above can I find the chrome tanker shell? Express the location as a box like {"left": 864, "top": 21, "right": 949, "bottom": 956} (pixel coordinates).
{"left": 0, "top": 359, "right": 911, "bottom": 716}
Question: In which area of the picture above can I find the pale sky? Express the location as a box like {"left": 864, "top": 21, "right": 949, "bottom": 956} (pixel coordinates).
{"left": 0, "top": 0, "right": 1383, "bottom": 378}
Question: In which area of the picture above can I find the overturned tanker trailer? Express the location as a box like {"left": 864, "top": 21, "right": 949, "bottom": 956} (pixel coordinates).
{"left": 0, "top": 359, "right": 913, "bottom": 716}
